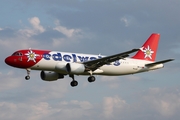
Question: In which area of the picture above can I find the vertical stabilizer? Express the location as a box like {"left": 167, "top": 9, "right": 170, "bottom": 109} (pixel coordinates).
{"left": 132, "top": 33, "right": 160, "bottom": 61}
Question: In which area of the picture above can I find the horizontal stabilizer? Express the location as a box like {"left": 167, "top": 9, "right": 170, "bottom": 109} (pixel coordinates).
{"left": 145, "top": 59, "right": 174, "bottom": 67}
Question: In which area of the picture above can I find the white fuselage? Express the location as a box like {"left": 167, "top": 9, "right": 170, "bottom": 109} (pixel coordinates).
{"left": 30, "top": 51, "right": 163, "bottom": 76}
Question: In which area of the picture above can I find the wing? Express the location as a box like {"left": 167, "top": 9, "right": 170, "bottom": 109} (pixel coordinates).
{"left": 83, "top": 49, "right": 139, "bottom": 71}
{"left": 145, "top": 59, "right": 174, "bottom": 67}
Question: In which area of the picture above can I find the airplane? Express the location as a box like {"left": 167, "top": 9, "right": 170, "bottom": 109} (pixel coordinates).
{"left": 5, "top": 33, "right": 174, "bottom": 87}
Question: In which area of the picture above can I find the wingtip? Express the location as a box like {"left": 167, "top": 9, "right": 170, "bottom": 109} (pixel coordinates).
{"left": 169, "top": 59, "right": 175, "bottom": 61}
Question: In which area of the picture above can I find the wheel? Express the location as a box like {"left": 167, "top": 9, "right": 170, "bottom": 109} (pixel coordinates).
{"left": 70, "top": 80, "right": 78, "bottom": 87}
{"left": 88, "top": 76, "right": 96, "bottom": 82}
{"left": 25, "top": 76, "right": 30, "bottom": 80}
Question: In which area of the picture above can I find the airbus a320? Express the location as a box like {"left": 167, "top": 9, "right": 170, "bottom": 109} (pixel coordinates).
{"left": 5, "top": 33, "right": 174, "bottom": 87}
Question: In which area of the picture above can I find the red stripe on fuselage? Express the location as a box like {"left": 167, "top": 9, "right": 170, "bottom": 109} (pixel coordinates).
{"left": 5, "top": 49, "right": 51, "bottom": 69}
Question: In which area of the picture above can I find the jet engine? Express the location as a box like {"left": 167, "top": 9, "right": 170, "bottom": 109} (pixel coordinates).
{"left": 66, "top": 63, "right": 85, "bottom": 74}
{"left": 40, "top": 71, "right": 64, "bottom": 81}
{"left": 55, "top": 62, "right": 68, "bottom": 73}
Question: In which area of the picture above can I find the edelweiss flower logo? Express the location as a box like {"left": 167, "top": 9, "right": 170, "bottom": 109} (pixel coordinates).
{"left": 140, "top": 45, "right": 154, "bottom": 59}
{"left": 25, "top": 49, "right": 40, "bottom": 62}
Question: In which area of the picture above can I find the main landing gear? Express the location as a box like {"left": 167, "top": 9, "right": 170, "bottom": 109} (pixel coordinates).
{"left": 88, "top": 76, "right": 96, "bottom": 82}
{"left": 69, "top": 74, "right": 78, "bottom": 87}
{"left": 69, "top": 74, "right": 96, "bottom": 87}
{"left": 87, "top": 70, "right": 96, "bottom": 83}
{"left": 25, "top": 68, "right": 31, "bottom": 80}
{"left": 24, "top": 68, "right": 96, "bottom": 87}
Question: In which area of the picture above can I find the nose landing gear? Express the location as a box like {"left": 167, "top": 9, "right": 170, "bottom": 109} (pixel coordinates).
{"left": 25, "top": 75, "right": 30, "bottom": 80}
{"left": 25, "top": 68, "right": 31, "bottom": 80}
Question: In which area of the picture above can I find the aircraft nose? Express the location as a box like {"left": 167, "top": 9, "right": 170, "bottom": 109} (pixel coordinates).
{"left": 5, "top": 56, "right": 12, "bottom": 65}
{"left": 4, "top": 57, "right": 10, "bottom": 65}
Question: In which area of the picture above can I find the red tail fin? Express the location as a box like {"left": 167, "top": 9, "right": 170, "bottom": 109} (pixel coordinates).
{"left": 132, "top": 33, "right": 160, "bottom": 61}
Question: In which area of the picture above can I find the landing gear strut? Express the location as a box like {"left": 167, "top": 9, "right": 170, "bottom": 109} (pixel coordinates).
{"left": 25, "top": 68, "right": 31, "bottom": 80}
{"left": 87, "top": 70, "right": 96, "bottom": 83}
{"left": 69, "top": 74, "right": 78, "bottom": 87}
{"left": 69, "top": 71, "right": 96, "bottom": 87}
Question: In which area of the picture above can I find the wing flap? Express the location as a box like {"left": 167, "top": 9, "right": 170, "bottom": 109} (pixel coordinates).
{"left": 145, "top": 59, "right": 174, "bottom": 67}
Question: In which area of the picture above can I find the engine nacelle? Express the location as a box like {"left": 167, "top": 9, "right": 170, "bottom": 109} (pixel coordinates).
{"left": 40, "top": 71, "right": 64, "bottom": 81}
{"left": 66, "top": 63, "right": 85, "bottom": 74}
{"left": 55, "top": 62, "right": 67, "bottom": 73}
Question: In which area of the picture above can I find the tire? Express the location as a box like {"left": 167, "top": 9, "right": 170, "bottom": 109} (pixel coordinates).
{"left": 88, "top": 76, "right": 96, "bottom": 82}
{"left": 70, "top": 80, "right": 78, "bottom": 87}
{"left": 25, "top": 76, "right": 30, "bottom": 80}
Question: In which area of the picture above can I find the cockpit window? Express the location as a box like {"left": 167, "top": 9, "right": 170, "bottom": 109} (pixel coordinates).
{"left": 12, "top": 52, "right": 23, "bottom": 56}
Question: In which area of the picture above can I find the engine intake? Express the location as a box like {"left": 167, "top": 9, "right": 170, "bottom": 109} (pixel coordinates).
{"left": 40, "top": 71, "right": 64, "bottom": 81}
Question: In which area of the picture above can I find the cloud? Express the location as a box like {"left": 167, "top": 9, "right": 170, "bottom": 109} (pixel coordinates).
{"left": 41, "top": 100, "right": 94, "bottom": 120}
{"left": 52, "top": 38, "right": 65, "bottom": 47}
{"left": 69, "top": 100, "right": 93, "bottom": 110}
{"left": 53, "top": 19, "right": 81, "bottom": 38}
{"left": 121, "top": 17, "right": 129, "bottom": 27}
{"left": 10, "top": 100, "right": 93, "bottom": 120}
{"left": 102, "top": 96, "right": 127, "bottom": 118}
{"left": 0, "top": 17, "right": 85, "bottom": 52}
{"left": 0, "top": 102, "right": 55, "bottom": 120}
{"left": 100, "top": 75, "right": 142, "bottom": 89}
{"left": 29, "top": 17, "right": 45, "bottom": 33}
{"left": 143, "top": 88, "right": 180, "bottom": 117}
{"left": 18, "top": 17, "right": 45, "bottom": 37}
{"left": 53, "top": 25, "right": 75, "bottom": 38}
{"left": 0, "top": 71, "right": 22, "bottom": 92}
{"left": 120, "top": 15, "right": 136, "bottom": 27}
{"left": 29, "top": 80, "right": 69, "bottom": 102}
